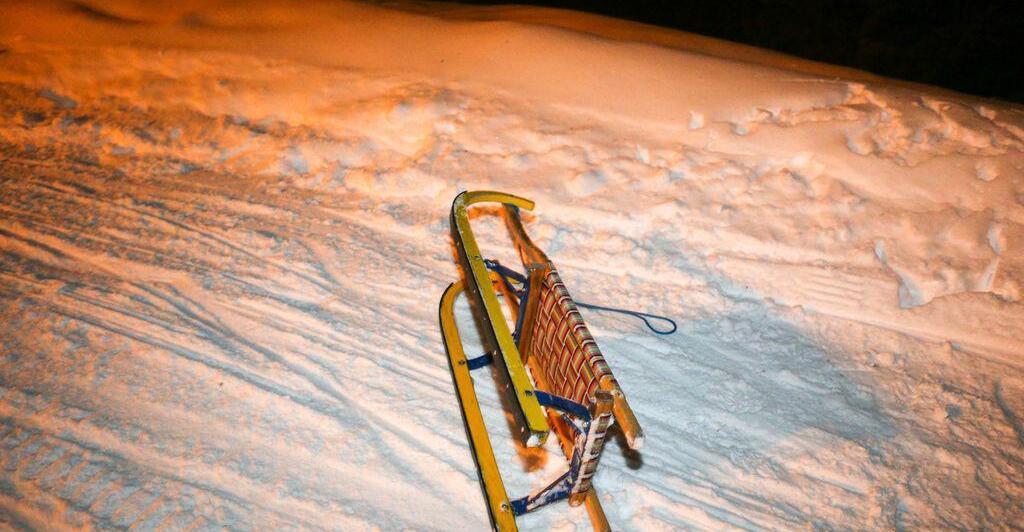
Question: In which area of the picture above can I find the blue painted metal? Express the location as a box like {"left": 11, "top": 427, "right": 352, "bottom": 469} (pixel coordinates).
{"left": 534, "top": 391, "right": 591, "bottom": 422}
{"left": 466, "top": 352, "right": 495, "bottom": 370}
{"left": 507, "top": 391, "right": 592, "bottom": 516}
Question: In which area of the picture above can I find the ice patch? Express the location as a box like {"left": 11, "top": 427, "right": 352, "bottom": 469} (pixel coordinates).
{"left": 688, "top": 111, "right": 704, "bottom": 130}
{"left": 635, "top": 144, "right": 650, "bottom": 164}
{"left": 987, "top": 223, "right": 1005, "bottom": 256}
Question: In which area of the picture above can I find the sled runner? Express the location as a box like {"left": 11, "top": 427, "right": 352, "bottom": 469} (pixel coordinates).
{"left": 440, "top": 191, "right": 644, "bottom": 531}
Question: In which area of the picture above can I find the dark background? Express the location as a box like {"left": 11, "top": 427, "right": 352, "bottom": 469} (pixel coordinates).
{"left": 456, "top": 0, "right": 1023, "bottom": 103}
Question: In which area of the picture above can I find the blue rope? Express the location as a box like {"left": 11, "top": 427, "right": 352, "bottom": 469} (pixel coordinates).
{"left": 484, "top": 259, "right": 677, "bottom": 336}
{"left": 575, "top": 301, "right": 677, "bottom": 335}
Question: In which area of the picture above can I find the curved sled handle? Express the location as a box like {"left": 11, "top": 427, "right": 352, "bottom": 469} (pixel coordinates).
{"left": 453, "top": 190, "right": 548, "bottom": 268}
{"left": 455, "top": 190, "right": 536, "bottom": 212}
{"left": 451, "top": 191, "right": 550, "bottom": 446}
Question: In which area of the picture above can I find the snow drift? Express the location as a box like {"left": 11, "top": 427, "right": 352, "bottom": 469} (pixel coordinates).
{"left": 0, "top": 0, "right": 1022, "bottom": 529}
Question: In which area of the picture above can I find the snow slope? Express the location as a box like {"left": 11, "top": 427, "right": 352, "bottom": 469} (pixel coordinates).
{"left": 1, "top": 0, "right": 1022, "bottom": 529}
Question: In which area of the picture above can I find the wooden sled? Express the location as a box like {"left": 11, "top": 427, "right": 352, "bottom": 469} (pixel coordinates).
{"left": 440, "top": 191, "right": 644, "bottom": 531}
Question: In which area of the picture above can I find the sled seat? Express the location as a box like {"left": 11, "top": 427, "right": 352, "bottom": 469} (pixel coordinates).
{"left": 524, "top": 267, "right": 644, "bottom": 451}
{"left": 441, "top": 190, "right": 644, "bottom": 531}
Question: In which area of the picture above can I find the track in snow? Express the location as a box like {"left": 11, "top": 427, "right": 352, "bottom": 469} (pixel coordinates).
{"left": 2, "top": 14, "right": 1024, "bottom": 530}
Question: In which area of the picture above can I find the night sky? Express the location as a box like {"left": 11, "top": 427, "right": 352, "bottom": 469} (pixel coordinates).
{"left": 458, "top": 0, "right": 1023, "bottom": 103}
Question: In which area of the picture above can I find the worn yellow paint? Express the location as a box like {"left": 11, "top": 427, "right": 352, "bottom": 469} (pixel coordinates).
{"left": 451, "top": 191, "right": 550, "bottom": 445}
{"left": 440, "top": 282, "right": 518, "bottom": 532}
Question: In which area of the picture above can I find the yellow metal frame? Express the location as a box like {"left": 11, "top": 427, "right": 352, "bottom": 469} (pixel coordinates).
{"left": 451, "top": 191, "right": 550, "bottom": 446}
{"left": 443, "top": 191, "right": 638, "bottom": 531}
{"left": 440, "top": 282, "right": 518, "bottom": 531}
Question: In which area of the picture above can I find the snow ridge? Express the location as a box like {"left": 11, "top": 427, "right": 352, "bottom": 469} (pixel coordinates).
{"left": 1, "top": 2, "right": 1023, "bottom": 529}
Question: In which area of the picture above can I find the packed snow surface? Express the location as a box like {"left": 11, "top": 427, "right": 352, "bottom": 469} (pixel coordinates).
{"left": 1, "top": 0, "right": 1023, "bottom": 529}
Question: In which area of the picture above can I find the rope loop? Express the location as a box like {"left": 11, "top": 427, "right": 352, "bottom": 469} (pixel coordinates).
{"left": 484, "top": 259, "right": 677, "bottom": 336}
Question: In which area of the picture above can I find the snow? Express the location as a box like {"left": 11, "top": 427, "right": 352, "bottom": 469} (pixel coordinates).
{"left": 1, "top": 0, "right": 1023, "bottom": 529}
